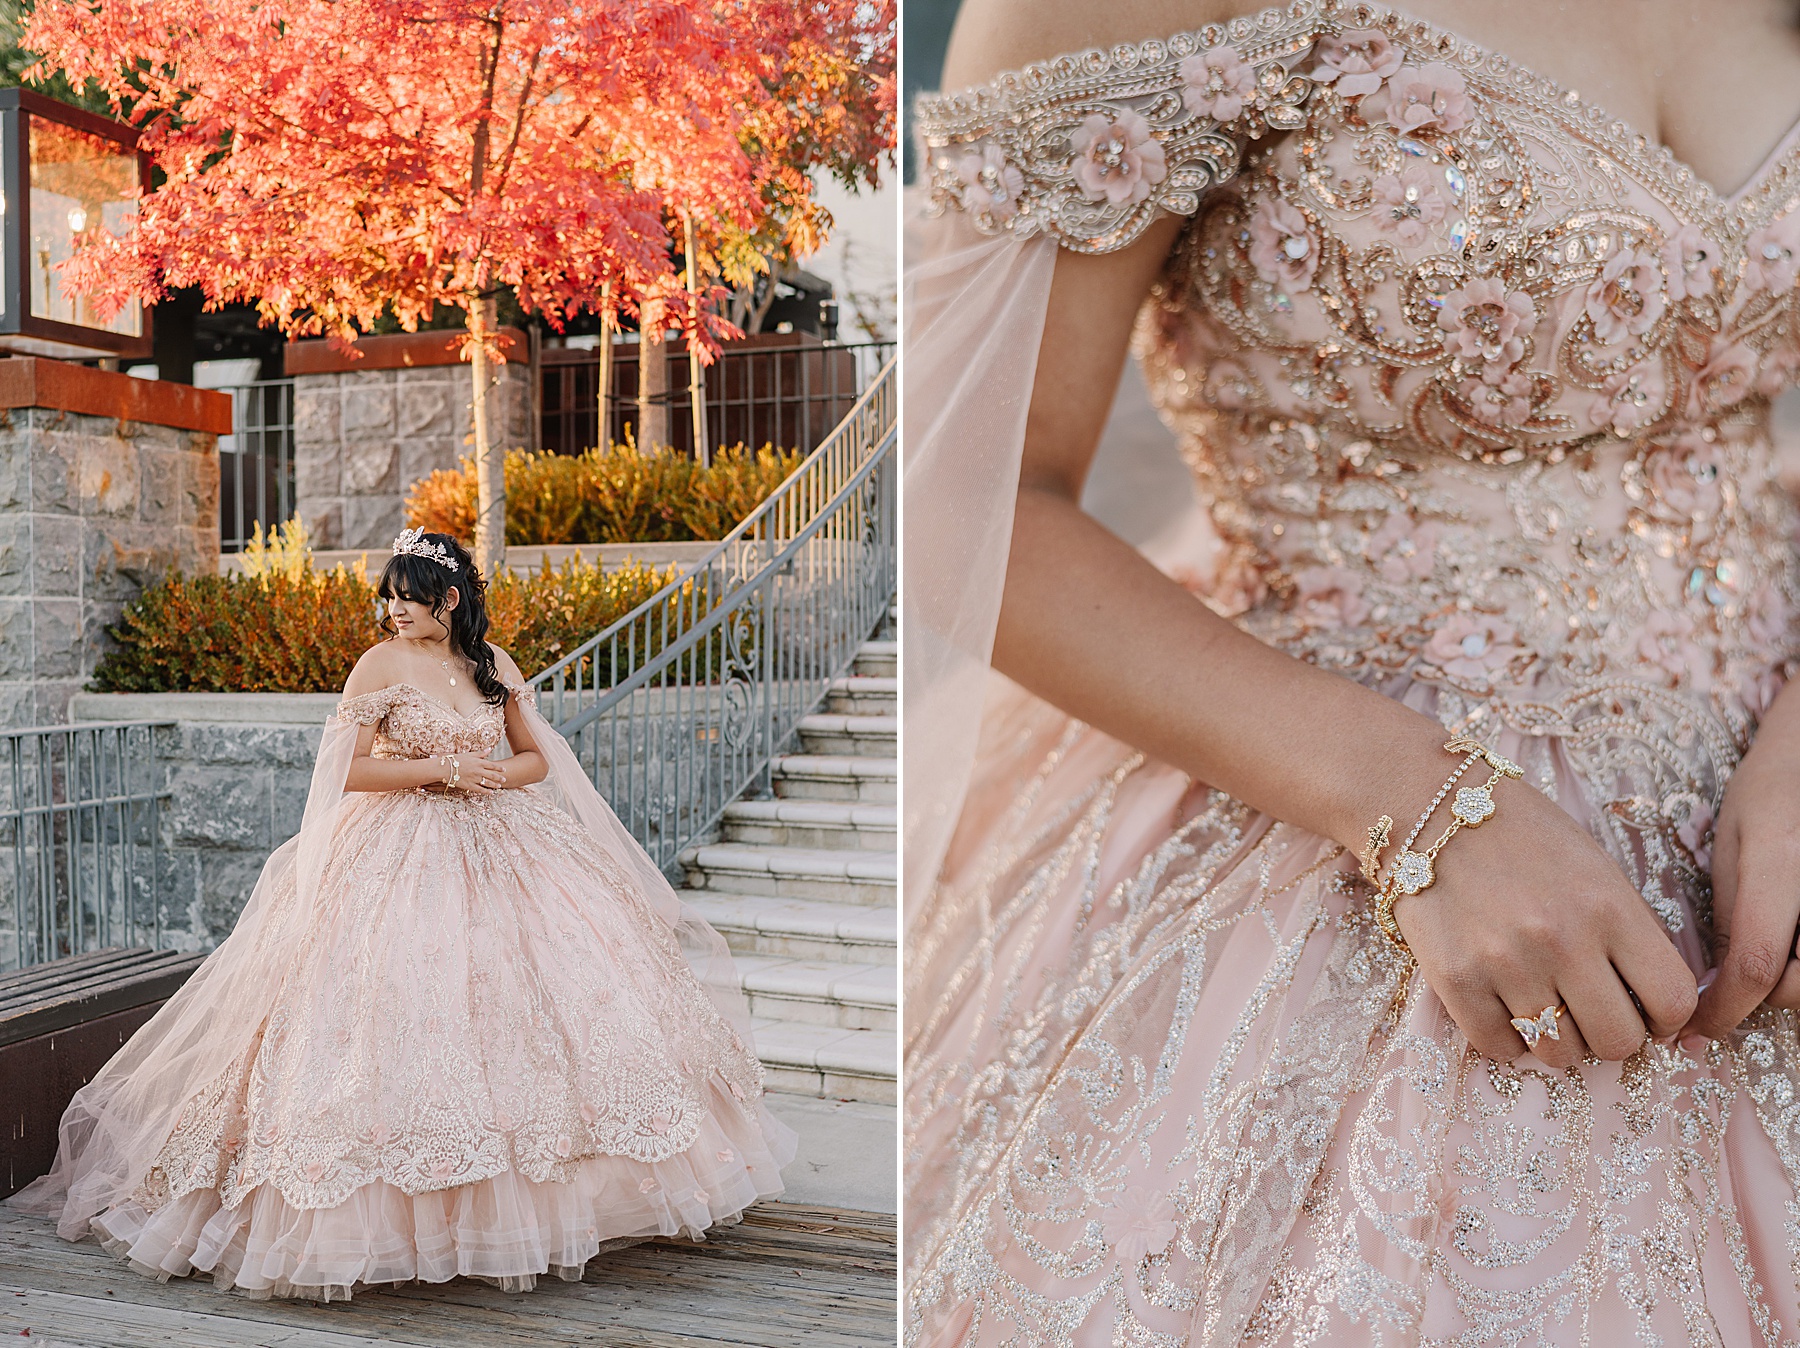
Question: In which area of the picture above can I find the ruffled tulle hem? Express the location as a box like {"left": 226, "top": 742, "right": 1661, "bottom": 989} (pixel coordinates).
{"left": 87, "top": 1105, "right": 796, "bottom": 1301}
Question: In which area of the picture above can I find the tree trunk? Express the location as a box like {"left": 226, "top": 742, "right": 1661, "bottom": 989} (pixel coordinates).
{"left": 469, "top": 294, "right": 505, "bottom": 578}
{"left": 597, "top": 280, "right": 614, "bottom": 451}
{"left": 636, "top": 298, "right": 669, "bottom": 451}
{"left": 684, "top": 216, "right": 709, "bottom": 468}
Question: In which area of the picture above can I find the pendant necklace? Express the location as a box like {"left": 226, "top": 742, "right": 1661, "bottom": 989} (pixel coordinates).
{"left": 436, "top": 653, "right": 461, "bottom": 688}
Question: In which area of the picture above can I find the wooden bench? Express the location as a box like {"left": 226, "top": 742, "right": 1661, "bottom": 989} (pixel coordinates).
{"left": 1, "top": 947, "right": 206, "bottom": 1199}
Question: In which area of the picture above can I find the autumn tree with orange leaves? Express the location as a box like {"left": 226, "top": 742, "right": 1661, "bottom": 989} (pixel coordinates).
{"left": 23, "top": 0, "right": 895, "bottom": 576}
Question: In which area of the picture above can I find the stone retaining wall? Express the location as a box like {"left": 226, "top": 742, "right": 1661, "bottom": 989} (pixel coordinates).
{"left": 71, "top": 692, "right": 334, "bottom": 948}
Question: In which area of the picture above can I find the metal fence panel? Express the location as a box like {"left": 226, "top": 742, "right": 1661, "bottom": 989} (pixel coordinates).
{"left": 541, "top": 339, "right": 895, "bottom": 458}
{"left": 0, "top": 722, "right": 172, "bottom": 973}
{"left": 533, "top": 359, "right": 897, "bottom": 876}
{"left": 217, "top": 379, "right": 296, "bottom": 553}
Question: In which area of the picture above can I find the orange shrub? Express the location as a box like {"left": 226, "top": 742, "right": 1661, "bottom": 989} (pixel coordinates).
{"left": 404, "top": 463, "right": 478, "bottom": 540}
{"left": 91, "top": 566, "right": 382, "bottom": 693}
{"left": 486, "top": 557, "right": 677, "bottom": 677}
{"left": 90, "top": 553, "right": 697, "bottom": 693}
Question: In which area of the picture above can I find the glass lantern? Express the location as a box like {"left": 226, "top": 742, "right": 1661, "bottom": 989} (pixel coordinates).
{"left": 0, "top": 89, "right": 152, "bottom": 360}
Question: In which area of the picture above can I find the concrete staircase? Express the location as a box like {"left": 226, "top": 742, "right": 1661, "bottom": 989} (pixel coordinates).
{"left": 681, "top": 638, "right": 896, "bottom": 1104}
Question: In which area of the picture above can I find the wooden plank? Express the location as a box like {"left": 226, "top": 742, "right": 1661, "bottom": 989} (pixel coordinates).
{"left": 0, "top": 946, "right": 153, "bottom": 997}
{"left": 0, "top": 1285, "right": 399, "bottom": 1348}
{"left": 0, "top": 1203, "right": 896, "bottom": 1347}
{"left": 0, "top": 950, "right": 205, "bottom": 1044}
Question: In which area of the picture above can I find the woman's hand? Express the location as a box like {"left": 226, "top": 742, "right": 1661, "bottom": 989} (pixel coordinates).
{"left": 1395, "top": 775, "right": 1698, "bottom": 1066}
{"left": 451, "top": 758, "right": 510, "bottom": 793}
{"left": 1684, "top": 679, "right": 1800, "bottom": 1039}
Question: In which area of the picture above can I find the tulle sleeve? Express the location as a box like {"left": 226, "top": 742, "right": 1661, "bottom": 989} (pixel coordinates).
{"left": 904, "top": 3, "right": 1322, "bottom": 914}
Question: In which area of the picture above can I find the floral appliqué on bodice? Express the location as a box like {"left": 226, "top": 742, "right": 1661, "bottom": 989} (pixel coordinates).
{"left": 131, "top": 681, "right": 767, "bottom": 1216}
{"left": 918, "top": 0, "right": 1800, "bottom": 922}
{"left": 337, "top": 681, "right": 511, "bottom": 761}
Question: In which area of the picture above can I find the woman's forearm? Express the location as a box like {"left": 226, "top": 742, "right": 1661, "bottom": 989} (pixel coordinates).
{"left": 500, "top": 751, "right": 549, "bottom": 789}
{"left": 345, "top": 755, "right": 453, "bottom": 793}
{"left": 993, "top": 485, "right": 1456, "bottom": 855}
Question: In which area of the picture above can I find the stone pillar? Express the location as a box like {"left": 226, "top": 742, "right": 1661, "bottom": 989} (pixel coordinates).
{"left": 0, "top": 359, "right": 225, "bottom": 726}
{"left": 288, "top": 328, "right": 532, "bottom": 550}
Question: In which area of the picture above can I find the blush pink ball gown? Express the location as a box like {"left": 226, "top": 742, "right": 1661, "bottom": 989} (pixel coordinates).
{"left": 11, "top": 680, "right": 795, "bottom": 1299}
{"left": 905, "top": 1, "right": 1800, "bottom": 1342}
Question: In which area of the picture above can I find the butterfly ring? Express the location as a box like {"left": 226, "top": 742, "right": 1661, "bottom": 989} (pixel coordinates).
{"left": 1510, "top": 1002, "right": 1566, "bottom": 1051}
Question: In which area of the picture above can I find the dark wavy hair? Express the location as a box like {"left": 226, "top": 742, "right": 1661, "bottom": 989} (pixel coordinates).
{"left": 377, "top": 533, "right": 507, "bottom": 706}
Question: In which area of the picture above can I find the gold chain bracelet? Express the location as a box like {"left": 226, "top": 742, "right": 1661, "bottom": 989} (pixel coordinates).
{"left": 1370, "top": 736, "right": 1523, "bottom": 956}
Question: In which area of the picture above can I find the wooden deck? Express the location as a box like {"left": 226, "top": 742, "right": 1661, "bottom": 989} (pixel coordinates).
{"left": 0, "top": 1202, "right": 895, "bottom": 1346}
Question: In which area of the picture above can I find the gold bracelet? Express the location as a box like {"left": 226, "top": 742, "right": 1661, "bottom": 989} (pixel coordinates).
{"left": 1359, "top": 814, "right": 1393, "bottom": 885}
{"left": 1370, "top": 737, "right": 1523, "bottom": 956}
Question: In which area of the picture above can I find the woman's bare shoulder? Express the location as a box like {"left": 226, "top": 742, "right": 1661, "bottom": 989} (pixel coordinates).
{"left": 485, "top": 642, "right": 526, "bottom": 685}
{"left": 341, "top": 640, "right": 404, "bottom": 698}
{"left": 941, "top": 0, "right": 1256, "bottom": 91}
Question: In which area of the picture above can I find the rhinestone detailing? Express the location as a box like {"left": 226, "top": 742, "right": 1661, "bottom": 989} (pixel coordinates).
{"left": 391, "top": 527, "right": 459, "bottom": 571}
{"left": 1369, "top": 738, "right": 1525, "bottom": 956}
{"left": 914, "top": 3, "right": 1322, "bottom": 252}
{"left": 1452, "top": 785, "right": 1496, "bottom": 825}
{"left": 1390, "top": 850, "right": 1435, "bottom": 895}
{"left": 1510, "top": 1002, "right": 1565, "bottom": 1050}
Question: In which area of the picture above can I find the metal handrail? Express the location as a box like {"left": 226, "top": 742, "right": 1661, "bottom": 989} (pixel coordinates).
{"left": 530, "top": 358, "right": 896, "bottom": 876}
{"left": 531, "top": 358, "right": 895, "bottom": 705}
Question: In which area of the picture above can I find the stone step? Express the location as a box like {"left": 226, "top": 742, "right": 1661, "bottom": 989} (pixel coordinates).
{"left": 681, "top": 843, "right": 895, "bottom": 905}
{"left": 796, "top": 713, "right": 896, "bottom": 759}
{"left": 852, "top": 640, "right": 895, "bottom": 679}
{"left": 754, "top": 1018, "right": 895, "bottom": 1105}
{"left": 733, "top": 955, "right": 895, "bottom": 1032}
{"left": 684, "top": 891, "right": 896, "bottom": 965}
{"left": 770, "top": 754, "right": 896, "bottom": 803}
{"left": 825, "top": 676, "right": 896, "bottom": 717}
{"left": 721, "top": 799, "right": 894, "bottom": 851}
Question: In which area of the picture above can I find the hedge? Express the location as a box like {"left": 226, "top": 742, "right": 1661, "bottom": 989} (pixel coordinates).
{"left": 404, "top": 441, "right": 804, "bottom": 546}
{"left": 89, "top": 521, "right": 683, "bottom": 694}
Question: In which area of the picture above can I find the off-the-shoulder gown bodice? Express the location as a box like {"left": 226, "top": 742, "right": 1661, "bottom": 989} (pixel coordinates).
{"left": 907, "top": 3, "right": 1800, "bottom": 1345}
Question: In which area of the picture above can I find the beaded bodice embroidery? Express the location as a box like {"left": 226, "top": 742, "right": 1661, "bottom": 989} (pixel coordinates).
{"left": 337, "top": 683, "right": 512, "bottom": 760}
{"left": 917, "top": 0, "right": 1800, "bottom": 757}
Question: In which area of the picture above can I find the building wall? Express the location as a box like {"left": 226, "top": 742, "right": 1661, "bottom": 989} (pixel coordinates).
{"left": 0, "top": 409, "right": 219, "bottom": 725}
{"left": 291, "top": 353, "right": 532, "bottom": 551}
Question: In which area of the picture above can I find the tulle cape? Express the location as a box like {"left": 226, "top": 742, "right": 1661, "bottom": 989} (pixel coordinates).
{"left": 11, "top": 690, "right": 763, "bottom": 1240}
{"left": 902, "top": 209, "right": 1057, "bottom": 917}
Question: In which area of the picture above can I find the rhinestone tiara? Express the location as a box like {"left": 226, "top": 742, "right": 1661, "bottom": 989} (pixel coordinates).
{"left": 390, "top": 527, "right": 459, "bottom": 570}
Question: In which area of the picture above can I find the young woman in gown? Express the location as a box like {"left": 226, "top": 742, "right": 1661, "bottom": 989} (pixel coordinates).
{"left": 904, "top": 0, "right": 1800, "bottom": 1341}
{"left": 11, "top": 529, "right": 795, "bottom": 1298}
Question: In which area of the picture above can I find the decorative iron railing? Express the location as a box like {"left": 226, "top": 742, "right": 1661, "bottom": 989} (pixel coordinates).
{"left": 0, "top": 722, "right": 172, "bottom": 973}
{"left": 531, "top": 358, "right": 896, "bottom": 876}
{"left": 217, "top": 379, "right": 296, "bottom": 553}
